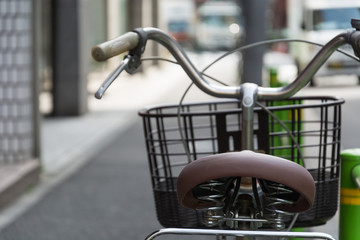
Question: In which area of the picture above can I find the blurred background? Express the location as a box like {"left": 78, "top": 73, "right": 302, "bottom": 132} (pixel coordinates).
{"left": 1, "top": 0, "right": 360, "bottom": 239}
{"left": 36, "top": 0, "right": 360, "bottom": 115}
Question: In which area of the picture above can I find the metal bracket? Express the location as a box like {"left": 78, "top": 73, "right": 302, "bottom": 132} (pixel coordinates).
{"left": 125, "top": 28, "right": 148, "bottom": 74}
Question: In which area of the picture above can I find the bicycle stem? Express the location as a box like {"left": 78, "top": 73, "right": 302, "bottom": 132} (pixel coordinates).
{"left": 240, "top": 83, "right": 258, "bottom": 150}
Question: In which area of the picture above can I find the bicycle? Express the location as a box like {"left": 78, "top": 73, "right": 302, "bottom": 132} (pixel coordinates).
{"left": 91, "top": 19, "right": 360, "bottom": 240}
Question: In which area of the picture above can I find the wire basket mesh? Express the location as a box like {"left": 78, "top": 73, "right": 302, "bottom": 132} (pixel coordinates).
{"left": 139, "top": 96, "right": 344, "bottom": 228}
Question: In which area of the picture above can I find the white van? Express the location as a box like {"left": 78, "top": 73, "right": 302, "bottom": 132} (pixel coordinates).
{"left": 195, "top": 1, "right": 244, "bottom": 50}
{"left": 288, "top": 0, "right": 360, "bottom": 85}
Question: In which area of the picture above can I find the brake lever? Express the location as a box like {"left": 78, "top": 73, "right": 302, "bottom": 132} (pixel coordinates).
{"left": 95, "top": 55, "right": 132, "bottom": 99}
{"left": 95, "top": 29, "right": 148, "bottom": 99}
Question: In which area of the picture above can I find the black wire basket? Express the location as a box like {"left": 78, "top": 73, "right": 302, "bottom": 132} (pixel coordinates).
{"left": 139, "top": 96, "right": 344, "bottom": 228}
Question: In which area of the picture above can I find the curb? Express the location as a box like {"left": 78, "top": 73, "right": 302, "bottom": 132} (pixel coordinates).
{"left": 0, "top": 160, "right": 41, "bottom": 210}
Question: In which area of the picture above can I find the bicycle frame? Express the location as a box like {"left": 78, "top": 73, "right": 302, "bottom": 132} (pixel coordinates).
{"left": 92, "top": 19, "right": 360, "bottom": 240}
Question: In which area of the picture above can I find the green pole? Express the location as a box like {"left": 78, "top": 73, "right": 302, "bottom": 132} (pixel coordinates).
{"left": 340, "top": 149, "right": 360, "bottom": 240}
{"left": 269, "top": 67, "right": 304, "bottom": 239}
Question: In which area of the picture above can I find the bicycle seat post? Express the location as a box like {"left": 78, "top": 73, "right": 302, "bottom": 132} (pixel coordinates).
{"left": 240, "top": 82, "right": 258, "bottom": 151}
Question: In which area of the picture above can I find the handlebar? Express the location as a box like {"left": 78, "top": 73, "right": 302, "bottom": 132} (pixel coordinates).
{"left": 92, "top": 32, "right": 139, "bottom": 61}
{"left": 92, "top": 24, "right": 360, "bottom": 101}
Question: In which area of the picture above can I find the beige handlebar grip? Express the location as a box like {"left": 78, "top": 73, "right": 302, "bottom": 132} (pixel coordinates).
{"left": 91, "top": 32, "right": 139, "bottom": 61}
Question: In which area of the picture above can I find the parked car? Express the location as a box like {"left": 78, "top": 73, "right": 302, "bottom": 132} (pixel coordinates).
{"left": 195, "top": 1, "right": 244, "bottom": 50}
{"left": 288, "top": 0, "right": 360, "bottom": 85}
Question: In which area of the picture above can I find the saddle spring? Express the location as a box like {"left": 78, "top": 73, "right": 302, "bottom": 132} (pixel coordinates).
{"left": 194, "top": 178, "right": 230, "bottom": 227}
{"left": 192, "top": 178, "right": 298, "bottom": 230}
{"left": 193, "top": 177, "right": 263, "bottom": 229}
{"left": 261, "top": 180, "right": 297, "bottom": 230}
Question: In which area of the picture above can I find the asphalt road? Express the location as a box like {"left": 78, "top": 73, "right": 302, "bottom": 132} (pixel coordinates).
{"left": 0, "top": 119, "right": 162, "bottom": 240}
